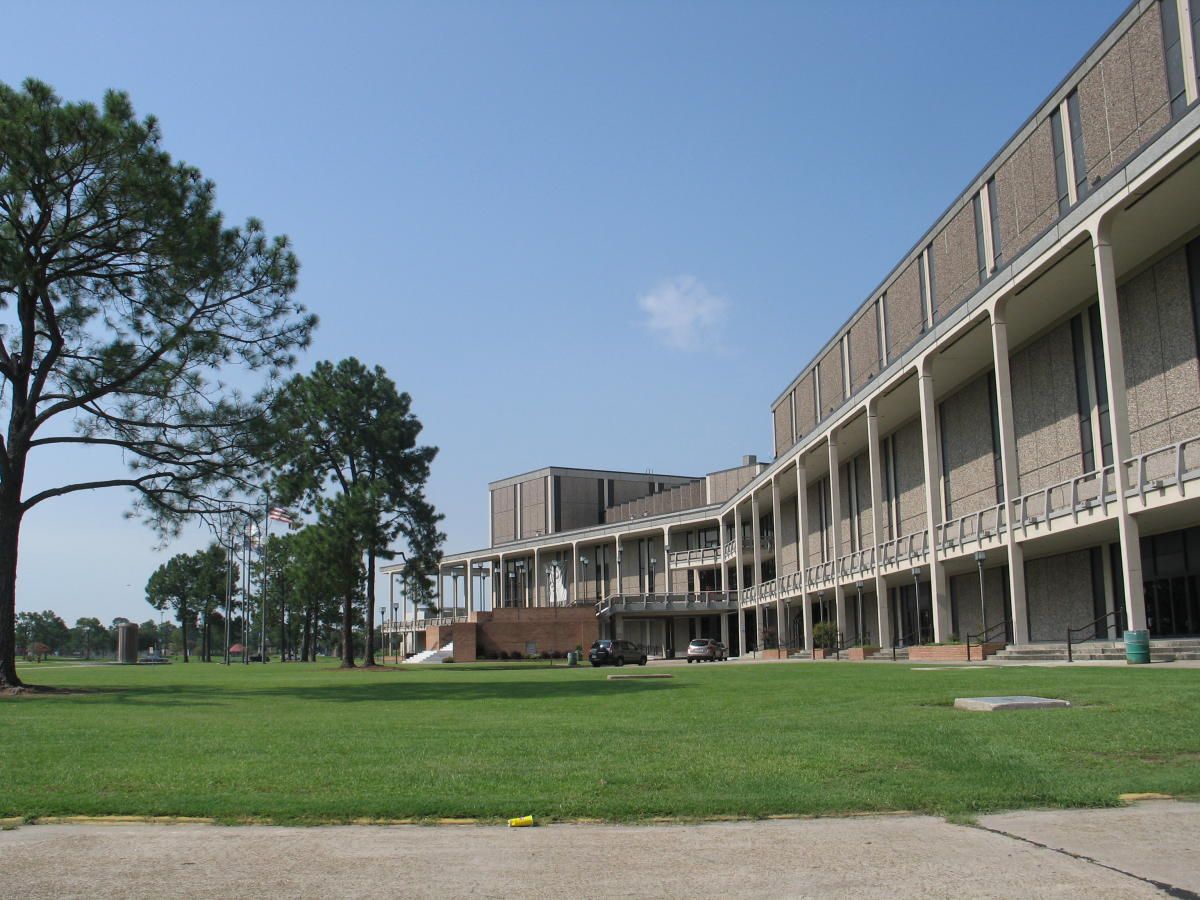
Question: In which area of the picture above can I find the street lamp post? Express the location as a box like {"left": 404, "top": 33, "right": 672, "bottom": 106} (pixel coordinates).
{"left": 911, "top": 567, "right": 924, "bottom": 645}
{"left": 974, "top": 551, "right": 988, "bottom": 636}
{"left": 855, "top": 580, "right": 864, "bottom": 646}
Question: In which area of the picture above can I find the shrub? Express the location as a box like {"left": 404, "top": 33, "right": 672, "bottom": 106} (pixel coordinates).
{"left": 812, "top": 621, "right": 839, "bottom": 650}
{"left": 498, "top": 650, "right": 510, "bottom": 660}
{"left": 511, "top": 650, "right": 523, "bottom": 660}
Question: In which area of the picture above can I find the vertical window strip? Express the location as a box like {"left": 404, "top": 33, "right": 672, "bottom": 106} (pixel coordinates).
{"left": 1066, "top": 91, "right": 1089, "bottom": 200}
{"left": 841, "top": 334, "right": 851, "bottom": 399}
{"left": 1163, "top": 0, "right": 1189, "bottom": 116}
{"left": 1188, "top": 237, "right": 1200, "bottom": 387}
{"left": 1087, "top": 305, "right": 1113, "bottom": 467}
{"left": 925, "top": 246, "right": 937, "bottom": 323}
{"left": 987, "top": 376, "right": 1004, "bottom": 504}
{"left": 1051, "top": 106, "right": 1071, "bottom": 214}
{"left": 987, "top": 177, "right": 1003, "bottom": 268}
{"left": 877, "top": 294, "right": 889, "bottom": 365}
{"left": 1070, "top": 314, "right": 1097, "bottom": 472}
{"left": 938, "top": 400, "right": 952, "bottom": 517}
{"left": 973, "top": 193, "right": 988, "bottom": 284}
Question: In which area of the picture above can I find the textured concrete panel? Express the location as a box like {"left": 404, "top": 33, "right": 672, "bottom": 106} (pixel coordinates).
{"left": 794, "top": 373, "right": 817, "bottom": 437}
{"left": 1026, "top": 549, "right": 1095, "bottom": 641}
{"left": 932, "top": 205, "right": 981, "bottom": 322}
{"left": 773, "top": 397, "right": 794, "bottom": 457}
{"left": 520, "top": 477, "right": 547, "bottom": 539}
{"left": 1120, "top": 248, "right": 1200, "bottom": 455}
{"left": 950, "top": 567, "right": 1008, "bottom": 638}
{"left": 892, "top": 419, "right": 927, "bottom": 538}
{"left": 1079, "top": 5, "right": 1169, "bottom": 186}
{"left": 807, "top": 480, "right": 826, "bottom": 561}
{"left": 854, "top": 453, "right": 874, "bottom": 548}
{"left": 886, "top": 260, "right": 924, "bottom": 361}
{"left": 993, "top": 123, "right": 1061, "bottom": 270}
{"left": 941, "top": 375, "right": 999, "bottom": 520}
{"left": 1010, "top": 321, "right": 1084, "bottom": 493}
{"left": 492, "top": 485, "right": 516, "bottom": 544}
{"left": 848, "top": 304, "right": 882, "bottom": 394}
{"left": 779, "top": 495, "right": 799, "bottom": 575}
{"left": 818, "top": 346, "right": 845, "bottom": 419}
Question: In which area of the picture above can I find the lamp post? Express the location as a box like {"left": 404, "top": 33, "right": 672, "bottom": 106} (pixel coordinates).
{"left": 855, "top": 580, "right": 865, "bottom": 646}
{"left": 911, "top": 567, "right": 923, "bottom": 645}
{"left": 580, "top": 556, "right": 590, "bottom": 602}
{"left": 974, "top": 551, "right": 988, "bottom": 636}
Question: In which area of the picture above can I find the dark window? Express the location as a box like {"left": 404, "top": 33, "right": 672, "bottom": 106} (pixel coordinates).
{"left": 1090, "top": 547, "right": 1108, "bottom": 627}
{"left": 987, "top": 376, "right": 1004, "bottom": 504}
{"left": 926, "top": 247, "right": 937, "bottom": 319}
{"left": 1187, "top": 237, "right": 1200, "bottom": 371}
{"left": 1066, "top": 91, "right": 1089, "bottom": 200}
{"left": 1087, "top": 305, "right": 1113, "bottom": 466}
{"left": 987, "top": 177, "right": 1003, "bottom": 267}
{"left": 938, "top": 400, "right": 953, "bottom": 514}
{"left": 553, "top": 475, "right": 561, "bottom": 532}
{"left": 973, "top": 193, "right": 988, "bottom": 283}
{"left": 1193, "top": 0, "right": 1200, "bottom": 88}
{"left": 1070, "top": 313, "right": 1097, "bottom": 472}
{"left": 1051, "top": 106, "right": 1071, "bottom": 214}
{"left": 1162, "top": 0, "right": 1188, "bottom": 117}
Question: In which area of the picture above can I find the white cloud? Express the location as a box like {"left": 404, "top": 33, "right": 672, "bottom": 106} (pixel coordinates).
{"left": 637, "top": 276, "right": 728, "bottom": 351}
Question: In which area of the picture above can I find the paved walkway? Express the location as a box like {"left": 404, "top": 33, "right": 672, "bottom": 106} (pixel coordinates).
{"left": 1, "top": 800, "right": 1196, "bottom": 898}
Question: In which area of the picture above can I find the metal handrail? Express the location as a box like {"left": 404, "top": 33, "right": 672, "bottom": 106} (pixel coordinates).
{"left": 891, "top": 630, "right": 917, "bottom": 661}
{"left": 1066, "top": 610, "right": 1123, "bottom": 662}
{"left": 964, "top": 620, "right": 1008, "bottom": 661}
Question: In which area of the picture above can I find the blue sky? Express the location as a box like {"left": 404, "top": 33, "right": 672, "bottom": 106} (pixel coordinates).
{"left": 3, "top": 0, "right": 1130, "bottom": 626}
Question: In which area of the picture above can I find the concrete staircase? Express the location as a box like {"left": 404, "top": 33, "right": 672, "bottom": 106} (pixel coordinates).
{"left": 867, "top": 646, "right": 909, "bottom": 661}
{"left": 406, "top": 642, "right": 454, "bottom": 664}
{"left": 991, "top": 639, "right": 1200, "bottom": 663}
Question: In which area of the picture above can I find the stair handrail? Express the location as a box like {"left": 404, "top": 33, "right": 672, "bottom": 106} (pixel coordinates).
{"left": 964, "top": 620, "right": 1008, "bottom": 661}
{"left": 1066, "top": 610, "right": 1122, "bottom": 663}
{"left": 891, "top": 630, "right": 916, "bottom": 662}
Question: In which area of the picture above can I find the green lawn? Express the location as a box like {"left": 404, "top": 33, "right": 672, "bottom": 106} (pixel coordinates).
{"left": 2, "top": 659, "right": 1198, "bottom": 823}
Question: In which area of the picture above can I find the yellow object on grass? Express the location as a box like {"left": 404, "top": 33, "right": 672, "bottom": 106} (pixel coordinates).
{"left": 508, "top": 815, "right": 534, "bottom": 827}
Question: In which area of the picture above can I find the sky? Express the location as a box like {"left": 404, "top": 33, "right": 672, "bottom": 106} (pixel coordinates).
{"left": 2, "top": 0, "right": 1131, "bottom": 627}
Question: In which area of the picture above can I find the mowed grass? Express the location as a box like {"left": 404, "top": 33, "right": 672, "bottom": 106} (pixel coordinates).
{"left": 2, "top": 659, "right": 1199, "bottom": 823}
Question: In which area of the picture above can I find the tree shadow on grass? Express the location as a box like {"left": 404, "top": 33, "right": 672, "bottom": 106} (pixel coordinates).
{"left": 27, "top": 674, "right": 682, "bottom": 707}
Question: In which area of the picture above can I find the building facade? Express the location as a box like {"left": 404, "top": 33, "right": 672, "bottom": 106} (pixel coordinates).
{"left": 386, "top": 0, "right": 1200, "bottom": 661}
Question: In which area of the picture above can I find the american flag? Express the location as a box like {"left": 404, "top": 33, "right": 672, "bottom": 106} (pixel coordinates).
{"left": 268, "top": 507, "right": 297, "bottom": 527}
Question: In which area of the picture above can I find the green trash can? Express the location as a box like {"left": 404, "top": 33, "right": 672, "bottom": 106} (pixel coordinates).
{"left": 1124, "top": 629, "right": 1150, "bottom": 665}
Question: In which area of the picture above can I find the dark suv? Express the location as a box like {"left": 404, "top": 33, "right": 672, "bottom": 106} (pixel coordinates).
{"left": 588, "top": 639, "right": 648, "bottom": 667}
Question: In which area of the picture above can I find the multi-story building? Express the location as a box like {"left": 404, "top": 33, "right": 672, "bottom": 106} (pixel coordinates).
{"left": 385, "top": 0, "right": 1200, "bottom": 662}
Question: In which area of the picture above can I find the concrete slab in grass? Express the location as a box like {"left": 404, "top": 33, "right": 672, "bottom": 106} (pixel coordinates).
{"left": 607, "top": 673, "right": 673, "bottom": 680}
{"left": 954, "top": 695, "right": 1070, "bottom": 711}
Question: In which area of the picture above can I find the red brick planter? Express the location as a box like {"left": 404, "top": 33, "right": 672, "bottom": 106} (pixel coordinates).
{"left": 908, "top": 643, "right": 1004, "bottom": 662}
{"left": 847, "top": 646, "right": 879, "bottom": 661}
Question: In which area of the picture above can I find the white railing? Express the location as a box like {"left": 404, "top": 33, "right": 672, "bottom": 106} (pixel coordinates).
{"left": 596, "top": 592, "right": 737, "bottom": 616}
{"left": 836, "top": 547, "right": 875, "bottom": 579}
{"left": 776, "top": 571, "right": 804, "bottom": 597}
{"left": 1015, "top": 465, "right": 1114, "bottom": 532}
{"left": 936, "top": 502, "right": 1006, "bottom": 553}
{"left": 381, "top": 615, "right": 468, "bottom": 634}
{"left": 1125, "top": 436, "right": 1200, "bottom": 504}
{"left": 877, "top": 530, "right": 929, "bottom": 568}
{"left": 668, "top": 546, "right": 721, "bottom": 569}
{"left": 722, "top": 539, "right": 737, "bottom": 562}
{"left": 805, "top": 558, "right": 837, "bottom": 587}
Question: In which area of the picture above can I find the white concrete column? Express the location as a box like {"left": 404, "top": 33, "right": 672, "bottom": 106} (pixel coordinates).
{"left": 735, "top": 503, "right": 746, "bottom": 655}
{"left": 827, "top": 431, "right": 848, "bottom": 640}
{"left": 720, "top": 609, "right": 730, "bottom": 648}
{"left": 718, "top": 518, "right": 728, "bottom": 592}
{"left": 771, "top": 476, "right": 786, "bottom": 643}
{"left": 866, "top": 400, "right": 891, "bottom": 648}
{"left": 1092, "top": 225, "right": 1147, "bottom": 631}
{"left": 1179, "top": 0, "right": 1199, "bottom": 105}
{"left": 917, "top": 358, "right": 953, "bottom": 642}
{"left": 751, "top": 489, "right": 763, "bottom": 646}
{"left": 663, "top": 526, "right": 671, "bottom": 597}
{"left": 571, "top": 543, "right": 579, "bottom": 605}
{"left": 466, "top": 558, "right": 474, "bottom": 615}
{"left": 532, "top": 547, "right": 541, "bottom": 608}
{"left": 615, "top": 536, "right": 624, "bottom": 600}
{"left": 990, "top": 302, "right": 1030, "bottom": 643}
{"left": 796, "top": 458, "right": 813, "bottom": 654}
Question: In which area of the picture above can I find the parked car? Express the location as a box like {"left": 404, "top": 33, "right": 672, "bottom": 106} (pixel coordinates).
{"left": 588, "top": 639, "right": 647, "bottom": 667}
{"left": 686, "top": 638, "right": 726, "bottom": 663}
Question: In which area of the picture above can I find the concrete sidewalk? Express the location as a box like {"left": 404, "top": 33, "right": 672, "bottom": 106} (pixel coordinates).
{"left": 1, "top": 801, "right": 1196, "bottom": 899}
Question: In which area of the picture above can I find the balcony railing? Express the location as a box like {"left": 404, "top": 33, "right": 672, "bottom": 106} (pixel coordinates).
{"left": 936, "top": 502, "right": 1007, "bottom": 553}
{"left": 381, "top": 615, "right": 469, "bottom": 634}
{"left": 668, "top": 546, "right": 721, "bottom": 569}
{"left": 596, "top": 592, "right": 737, "bottom": 617}
{"left": 1125, "top": 436, "right": 1200, "bottom": 504}
{"left": 1015, "top": 465, "right": 1115, "bottom": 533}
{"left": 877, "top": 530, "right": 929, "bottom": 569}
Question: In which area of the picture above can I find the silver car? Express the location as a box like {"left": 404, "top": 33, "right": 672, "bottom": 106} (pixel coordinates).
{"left": 686, "top": 638, "right": 726, "bottom": 662}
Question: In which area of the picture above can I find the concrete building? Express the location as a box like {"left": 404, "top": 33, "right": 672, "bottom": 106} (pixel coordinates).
{"left": 385, "top": 0, "right": 1200, "bottom": 662}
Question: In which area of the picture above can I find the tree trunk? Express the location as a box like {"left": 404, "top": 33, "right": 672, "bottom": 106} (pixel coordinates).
{"left": 364, "top": 546, "right": 377, "bottom": 666}
{"left": 340, "top": 592, "right": 354, "bottom": 668}
{"left": 300, "top": 604, "right": 311, "bottom": 662}
{"left": 279, "top": 596, "right": 286, "bottom": 663}
{"left": 0, "top": 491, "right": 25, "bottom": 689}
{"left": 181, "top": 599, "right": 189, "bottom": 662}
